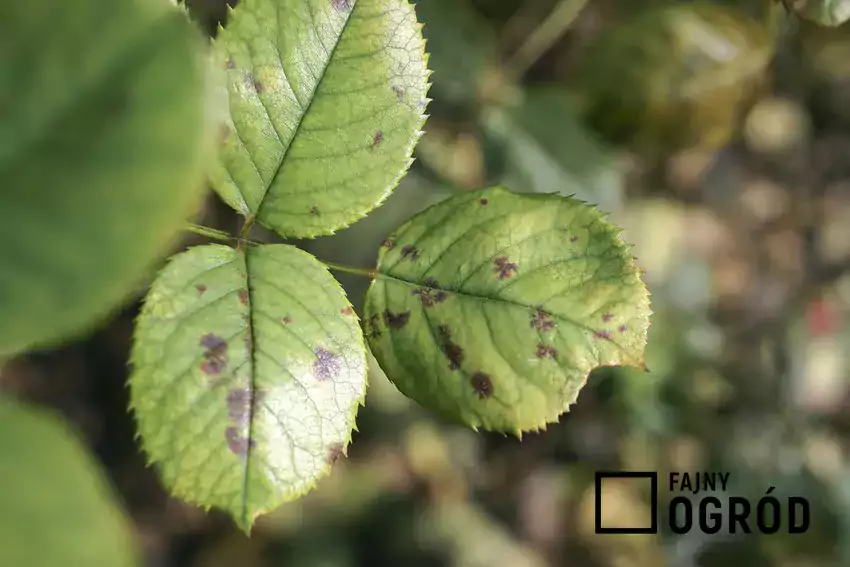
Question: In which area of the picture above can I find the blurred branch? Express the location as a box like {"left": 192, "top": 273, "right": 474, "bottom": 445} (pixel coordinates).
{"left": 503, "top": 0, "right": 589, "bottom": 82}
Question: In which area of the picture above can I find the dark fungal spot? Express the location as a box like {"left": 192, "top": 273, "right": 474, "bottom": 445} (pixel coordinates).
{"left": 200, "top": 333, "right": 228, "bottom": 375}
{"left": 619, "top": 325, "right": 627, "bottom": 333}
{"left": 281, "top": 315, "right": 292, "bottom": 325}
{"left": 383, "top": 310, "right": 410, "bottom": 329}
{"left": 310, "top": 206, "right": 320, "bottom": 216}
{"left": 480, "top": 198, "right": 488, "bottom": 205}
{"left": 594, "top": 330, "right": 612, "bottom": 341}
{"left": 536, "top": 343, "right": 557, "bottom": 359}
{"left": 325, "top": 442, "right": 345, "bottom": 464}
{"left": 470, "top": 372, "right": 494, "bottom": 399}
{"left": 493, "top": 257, "right": 518, "bottom": 280}
{"left": 365, "top": 314, "right": 382, "bottom": 338}
{"left": 401, "top": 245, "right": 419, "bottom": 260}
{"left": 225, "top": 426, "right": 253, "bottom": 457}
{"left": 570, "top": 235, "right": 579, "bottom": 243}
{"left": 391, "top": 85, "right": 405, "bottom": 101}
{"left": 531, "top": 309, "right": 556, "bottom": 332}
{"left": 238, "top": 288, "right": 249, "bottom": 306}
{"left": 602, "top": 313, "right": 613, "bottom": 322}
{"left": 371, "top": 130, "right": 383, "bottom": 148}
{"left": 196, "top": 284, "right": 207, "bottom": 295}
{"left": 423, "top": 277, "right": 439, "bottom": 288}
{"left": 253, "top": 78, "right": 264, "bottom": 93}
{"left": 413, "top": 288, "right": 447, "bottom": 308}
{"left": 381, "top": 238, "right": 396, "bottom": 250}
{"left": 226, "top": 387, "right": 264, "bottom": 423}
{"left": 437, "top": 325, "right": 464, "bottom": 370}
{"left": 313, "top": 347, "right": 341, "bottom": 381}
{"left": 332, "top": 0, "right": 350, "bottom": 10}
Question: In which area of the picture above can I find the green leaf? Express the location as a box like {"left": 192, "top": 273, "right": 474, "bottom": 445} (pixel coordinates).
{"left": 482, "top": 88, "right": 624, "bottom": 213}
{"left": 363, "top": 186, "right": 651, "bottom": 434}
{"left": 209, "top": 0, "right": 430, "bottom": 238}
{"left": 787, "top": 0, "right": 850, "bottom": 26}
{"left": 129, "top": 243, "right": 367, "bottom": 532}
{"left": 0, "top": 0, "right": 209, "bottom": 357}
{"left": 0, "top": 397, "right": 138, "bottom": 567}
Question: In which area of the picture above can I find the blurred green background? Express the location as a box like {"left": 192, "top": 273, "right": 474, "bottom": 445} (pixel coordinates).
{"left": 6, "top": 0, "right": 850, "bottom": 565}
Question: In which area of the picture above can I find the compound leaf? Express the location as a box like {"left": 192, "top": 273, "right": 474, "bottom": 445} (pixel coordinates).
{"left": 0, "top": 0, "right": 209, "bottom": 357}
{"left": 0, "top": 397, "right": 138, "bottom": 567}
{"left": 130, "top": 244, "right": 367, "bottom": 532}
{"left": 363, "top": 186, "right": 651, "bottom": 434}
{"left": 210, "top": 0, "right": 430, "bottom": 238}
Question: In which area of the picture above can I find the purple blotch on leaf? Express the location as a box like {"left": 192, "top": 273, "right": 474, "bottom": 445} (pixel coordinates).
{"left": 371, "top": 130, "right": 383, "bottom": 148}
{"left": 602, "top": 313, "right": 613, "bottom": 322}
{"left": 536, "top": 343, "right": 557, "bottom": 359}
{"left": 594, "top": 330, "right": 612, "bottom": 341}
{"left": 618, "top": 325, "right": 627, "bottom": 333}
{"left": 470, "top": 372, "right": 494, "bottom": 399}
{"left": 413, "top": 288, "right": 447, "bottom": 307}
{"left": 341, "top": 306, "right": 353, "bottom": 315}
{"left": 383, "top": 310, "right": 410, "bottom": 329}
{"left": 332, "top": 0, "right": 350, "bottom": 11}
{"left": 401, "top": 245, "right": 419, "bottom": 261}
{"left": 437, "top": 325, "right": 464, "bottom": 370}
{"left": 391, "top": 85, "right": 405, "bottom": 101}
{"left": 493, "top": 257, "right": 518, "bottom": 280}
{"left": 314, "top": 347, "right": 341, "bottom": 381}
{"left": 531, "top": 309, "right": 556, "bottom": 331}
{"left": 325, "top": 442, "right": 345, "bottom": 464}
{"left": 225, "top": 426, "right": 254, "bottom": 457}
{"left": 200, "top": 333, "right": 228, "bottom": 375}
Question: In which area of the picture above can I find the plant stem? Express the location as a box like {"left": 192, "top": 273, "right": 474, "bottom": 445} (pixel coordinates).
{"left": 185, "top": 223, "right": 236, "bottom": 243}
{"left": 323, "top": 261, "right": 378, "bottom": 280}
{"left": 504, "top": 0, "right": 589, "bottom": 82}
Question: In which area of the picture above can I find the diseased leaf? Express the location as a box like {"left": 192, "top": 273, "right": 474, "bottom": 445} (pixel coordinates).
{"left": 786, "top": 0, "right": 850, "bottom": 27}
{"left": 129, "top": 244, "right": 367, "bottom": 532}
{"left": 0, "top": 398, "right": 138, "bottom": 567}
{"left": 209, "top": 0, "right": 430, "bottom": 238}
{"left": 363, "top": 186, "right": 651, "bottom": 434}
{"left": 0, "top": 0, "right": 209, "bottom": 357}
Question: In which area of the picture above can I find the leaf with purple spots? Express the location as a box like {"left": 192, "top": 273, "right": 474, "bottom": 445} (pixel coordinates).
{"left": 364, "top": 186, "right": 651, "bottom": 434}
{"left": 130, "top": 243, "right": 366, "bottom": 533}
{"left": 208, "top": 0, "right": 431, "bottom": 238}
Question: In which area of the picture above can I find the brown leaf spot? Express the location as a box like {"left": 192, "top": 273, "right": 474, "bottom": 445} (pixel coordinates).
{"left": 413, "top": 288, "right": 447, "bottom": 307}
{"left": 371, "top": 130, "right": 383, "bottom": 148}
{"left": 618, "top": 325, "right": 627, "bottom": 333}
{"left": 391, "top": 85, "right": 405, "bottom": 101}
{"left": 382, "top": 238, "right": 396, "bottom": 250}
{"left": 602, "top": 313, "right": 613, "bottom": 322}
{"left": 340, "top": 306, "right": 353, "bottom": 315}
{"left": 253, "top": 79, "right": 264, "bottom": 93}
{"left": 325, "top": 442, "right": 345, "bottom": 464}
{"left": 238, "top": 288, "right": 249, "bottom": 306}
{"left": 226, "top": 387, "right": 264, "bottom": 423}
{"left": 594, "top": 330, "right": 612, "bottom": 341}
{"left": 470, "top": 372, "right": 494, "bottom": 399}
{"left": 536, "top": 343, "right": 557, "bottom": 359}
{"left": 225, "top": 426, "right": 253, "bottom": 457}
{"left": 569, "top": 236, "right": 579, "bottom": 243}
{"left": 401, "top": 245, "right": 419, "bottom": 261}
{"left": 383, "top": 310, "right": 410, "bottom": 329}
{"left": 531, "top": 309, "right": 556, "bottom": 332}
{"left": 310, "top": 206, "right": 320, "bottom": 216}
{"left": 437, "top": 325, "right": 464, "bottom": 370}
{"left": 332, "top": 0, "right": 350, "bottom": 11}
{"left": 314, "top": 347, "right": 341, "bottom": 381}
{"left": 493, "top": 257, "right": 518, "bottom": 280}
{"left": 200, "top": 333, "right": 228, "bottom": 375}
{"left": 196, "top": 284, "right": 207, "bottom": 295}
{"left": 479, "top": 198, "right": 488, "bottom": 205}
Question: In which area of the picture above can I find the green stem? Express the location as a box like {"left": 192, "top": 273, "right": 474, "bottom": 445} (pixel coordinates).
{"left": 324, "top": 261, "right": 378, "bottom": 280}
{"left": 504, "top": 0, "right": 589, "bottom": 82}
{"left": 185, "top": 223, "right": 235, "bottom": 243}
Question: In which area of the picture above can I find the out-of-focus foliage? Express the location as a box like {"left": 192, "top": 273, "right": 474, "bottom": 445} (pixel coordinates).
{"left": 0, "top": 397, "right": 138, "bottom": 567}
{"left": 0, "top": 0, "right": 210, "bottom": 357}
{"left": 576, "top": 2, "right": 774, "bottom": 156}
{"left": 785, "top": 0, "right": 850, "bottom": 27}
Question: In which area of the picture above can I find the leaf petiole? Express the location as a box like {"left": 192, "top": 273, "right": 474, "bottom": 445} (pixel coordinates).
{"left": 323, "top": 261, "right": 378, "bottom": 280}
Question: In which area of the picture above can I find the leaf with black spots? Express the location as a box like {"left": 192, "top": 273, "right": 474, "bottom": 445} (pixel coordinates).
{"left": 130, "top": 244, "right": 366, "bottom": 532}
{"left": 209, "top": 0, "right": 431, "bottom": 238}
{"left": 364, "top": 186, "right": 651, "bottom": 434}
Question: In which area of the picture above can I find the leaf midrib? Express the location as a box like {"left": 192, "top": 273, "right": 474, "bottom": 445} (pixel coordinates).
{"left": 249, "top": 0, "right": 359, "bottom": 222}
